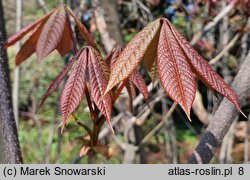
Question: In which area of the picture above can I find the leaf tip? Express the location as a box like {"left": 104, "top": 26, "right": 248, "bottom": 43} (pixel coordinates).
{"left": 60, "top": 125, "right": 65, "bottom": 134}
{"left": 187, "top": 115, "right": 192, "bottom": 122}
{"left": 60, "top": 120, "right": 67, "bottom": 134}
{"left": 237, "top": 107, "right": 247, "bottom": 118}
{"left": 232, "top": 100, "right": 247, "bottom": 118}
{"left": 242, "top": 112, "right": 247, "bottom": 119}
{"left": 183, "top": 108, "right": 192, "bottom": 122}
{"left": 107, "top": 119, "right": 114, "bottom": 134}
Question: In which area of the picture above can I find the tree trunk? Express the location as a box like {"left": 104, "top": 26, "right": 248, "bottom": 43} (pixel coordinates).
{"left": 188, "top": 52, "right": 250, "bottom": 164}
{"left": 101, "top": 0, "right": 123, "bottom": 46}
{"left": 92, "top": 0, "right": 123, "bottom": 53}
{"left": 0, "top": 0, "right": 22, "bottom": 163}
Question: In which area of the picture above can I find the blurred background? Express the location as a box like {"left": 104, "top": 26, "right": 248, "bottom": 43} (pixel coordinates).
{"left": 1, "top": 0, "right": 250, "bottom": 163}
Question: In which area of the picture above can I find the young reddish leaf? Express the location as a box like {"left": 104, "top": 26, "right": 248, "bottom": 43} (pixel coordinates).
{"left": 99, "top": 56, "right": 110, "bottom": 81}
{"left": 130, "top": 70, "right": 149, "bottom": 101}
{"left": 143, "top": 26, "right": 160, "bottom": 81}
{"left": 60, "top": 48, "right": 88, "bottom": 126}
{"left": 37, "top": 56, "right": 77, "bottom": 111}
{"left": 88, "top": 48, "right": 112, "bottom": 124}
{"left": 157, "top": 20, "right": 196, "bottom": 119}
{"left": 105, "top": 19, "right": 161, "bottom": 94}
{"left": 3, "top": 9, "right": 54, "bottom": 48}
{"left": 56, "top": 19, "right": 73, "bottom": 57}
{"left": 106, "top": 46, "right": 148, "bottom": 101}
{"left": 36, "top": 6, "right": 66, "bottom": 60}
{"left": 125, "top": 80, "right": 136, "bottom": 110}
{"left": 67, "top": 7, "right": 98, "bottom": 50}
{"left": 15, "top": 23, "right": 44, "bottom": 65}
{"left": 105, "top": 42, "right": 149, "bottom": 104}
{"left": 106, "top": 46, "right": 123, "bottom": 70}
{"left": 147, "top": 61, "right": 158, "bottom": 83}
{"left": 143, "top": 36, "right": 159, "bottom": 82}
{"left": 166, "top": 18, "right": 245, "bottom": 116}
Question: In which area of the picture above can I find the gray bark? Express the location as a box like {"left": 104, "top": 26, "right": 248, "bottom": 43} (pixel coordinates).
{"left": 92, "top": 0, "right": 123, "bottom": 53}
{"left": 101, "top": 0, "right": 123, "bottom": 46}
{"left": 188, "top": 52, "right": 250, "bottom": 163}
{"left": 244, "top": 115, "right": 250, "bottom": 163}
{"left": 0, "top": 0, "right": 22, "bottom": 163}
{"left": 0, "top": 0, "right": 6, "bottom": 40}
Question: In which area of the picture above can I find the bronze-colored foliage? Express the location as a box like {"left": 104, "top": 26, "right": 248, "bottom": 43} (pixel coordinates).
{"left": 166, "top": 19, "right": 245, "bottom": 116}
{"left": 88, "top": 47, "right": 112, "bottom": 124}
{"left": 106, "top": 18, "right": 245, "bottom": 118}
{"left": 60, "top": 48, "right": 88, "bottom": 126}
{"left": 130, "top": 70, "right": 149, "bottom": 101}
{"left": 107, "top": 46, "right": 149, "bottom": 107}
{"left": 142, "top": 25, "right": 160, "bottom": 82}
{"left": 125, "top": 80, "right": 137, "bottom": 109}
{"left": 4, "top": 5, "right": 95, "bottom": 65}
{"left": 4, "top": 10, "right": 54, "bottom": 48}
{"left": 105, "top": 19, "right": 161, "bottom": 93}
{"left": 157, "top": 20, "right": 196, "bottom": 119}
{"left": 36, "top": 7, "right": 66, "bottom": 60}
{"left": 16, "top": 23, "right": 44, "bottom": 65}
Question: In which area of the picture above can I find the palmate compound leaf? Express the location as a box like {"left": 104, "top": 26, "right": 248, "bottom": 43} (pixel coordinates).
{"left": 157, "top": 20, "right": 196, "bottom": 120}
{"left": 36, "top": 6, "right": 66, "bottom": 60}
{"left": 88, "top": 47, "right": 112, "bottom": 126}
{"left": 105, "top": 19, "right": 161, "bottom": 94}
{"left": 5, "top": 5, "right": 99, "bottom": 65}
{"left": 15, "top": 22, "right": 45, "bottom": 65}
{"left": 164, "top": 18, "right": 246, "bottom": 117}
{"left": 3, "top": 9, "right": 54, "bottom": 49}
{"left": 4, "top": 5, "right": 71, "bottom": 65}
{"left": 105, "top": 17, "right": 244, "bottom": 120}
{"left": 15, "top": 6, "right": 71, "bottom": 65}
{"left": 60, "top": 48, "right": 88, "bottom": 128}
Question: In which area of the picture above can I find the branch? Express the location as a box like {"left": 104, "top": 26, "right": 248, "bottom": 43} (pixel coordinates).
{"left": 98, "top": 81, "right": 161, "bottom": 140}
{"left": 91, "top": 0, "right": 117, "bottom": 53}
{"left": 190, "top": 1, "right": 235, "bottom": 46}
{"left": 188, "top": 52, "right": 250, "bottom": 164}
{"left": 140, "top": 102, "right": 177, "bottom": 145}
{"left": 192, "top": 90, "right": 209, "bottom": 125}
{"left": 209, "top": 33, "right": 240, "bottom": 65}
